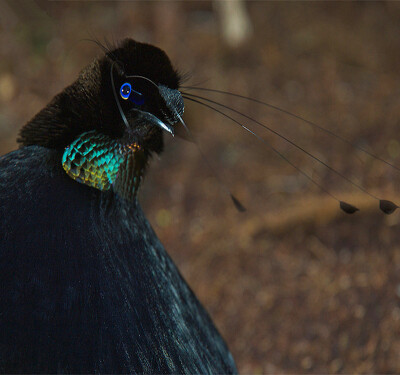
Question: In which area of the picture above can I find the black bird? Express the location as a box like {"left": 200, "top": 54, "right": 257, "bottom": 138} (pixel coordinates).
{"left": 0, "top": 39, "right": 237, "bottom": 374}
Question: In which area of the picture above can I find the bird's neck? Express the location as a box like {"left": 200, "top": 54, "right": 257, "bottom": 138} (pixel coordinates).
{"left": 18, "top": 61, "right": 104, "bottom": 149}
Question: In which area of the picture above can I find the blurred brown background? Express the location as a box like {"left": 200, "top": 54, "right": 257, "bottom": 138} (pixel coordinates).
{"left": 1, "top": 1, "right": 400, "bottom": 373}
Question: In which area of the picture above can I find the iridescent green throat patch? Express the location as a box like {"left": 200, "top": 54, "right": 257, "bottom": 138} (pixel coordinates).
{"left": 62, "top": 131, "right": 145, "bottom": 201}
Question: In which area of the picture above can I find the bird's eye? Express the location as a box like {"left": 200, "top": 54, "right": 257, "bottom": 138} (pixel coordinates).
{"left": 120, "top": 82, "right": 145, "bottom": 105}
{"left": 120, "top": 82, "right": 131, "bottom": 100}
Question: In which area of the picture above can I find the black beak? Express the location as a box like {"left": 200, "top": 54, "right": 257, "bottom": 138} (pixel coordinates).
{"left": 130, "top": 109, "right": 175, "bottom": 136}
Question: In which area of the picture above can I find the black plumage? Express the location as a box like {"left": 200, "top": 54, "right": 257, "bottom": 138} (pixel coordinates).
{"left": 0, "top": 39, "right": 237, "bottom": 373}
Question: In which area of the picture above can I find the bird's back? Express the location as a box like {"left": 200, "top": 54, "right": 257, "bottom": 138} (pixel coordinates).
{"left": 0, "top": 146, "right": 237, "bottom": 374}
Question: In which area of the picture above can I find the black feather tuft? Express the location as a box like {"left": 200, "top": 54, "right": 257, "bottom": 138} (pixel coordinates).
{"left": 231, "top": 194, "right": 246, "bottom": 212}
{"left": 379, "top": 200, "right": 398, "bottom": 214}
{"left": 340, "top": 201, "right": 359, "bottom": 214}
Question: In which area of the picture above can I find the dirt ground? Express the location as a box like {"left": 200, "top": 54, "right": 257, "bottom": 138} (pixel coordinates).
{"left": 1, "top": 1, "right": 400, "bottom": 373}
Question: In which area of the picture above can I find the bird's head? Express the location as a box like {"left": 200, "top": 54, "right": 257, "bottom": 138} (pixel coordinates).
{"left": 18, "top": 39, "right": 185, "bottom": 201}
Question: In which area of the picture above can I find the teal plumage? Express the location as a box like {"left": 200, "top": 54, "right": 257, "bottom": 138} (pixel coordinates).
{"left": 62, "top": 130, "right": 143, "bottom": 200}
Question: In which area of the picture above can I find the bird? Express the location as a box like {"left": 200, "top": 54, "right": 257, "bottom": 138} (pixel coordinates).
{"left": 0, "top": 38, "right": 237, "bottom": 374}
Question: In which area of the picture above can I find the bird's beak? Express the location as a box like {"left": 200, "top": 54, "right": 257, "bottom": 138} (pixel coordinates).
{"left": 130, "top": 109, "right": 175, "bottom": 136}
